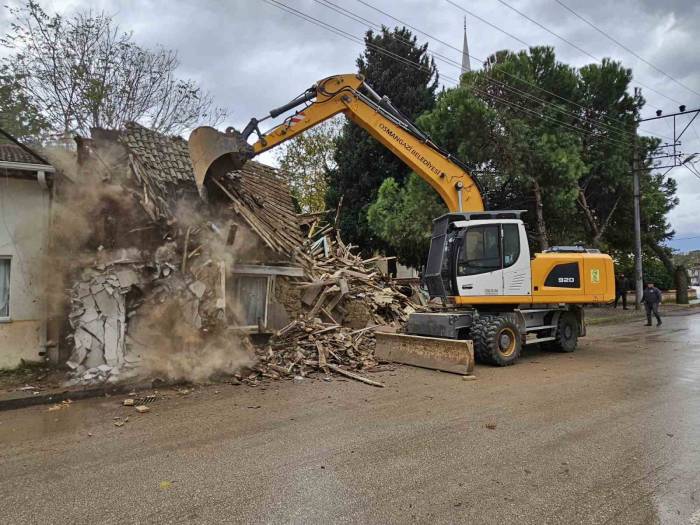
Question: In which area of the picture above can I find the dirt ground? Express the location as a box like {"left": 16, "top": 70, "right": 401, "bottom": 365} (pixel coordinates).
{"left": 1, "top": 309, "right": 699, "bottom": 524}
{"left": 0, "top": 362, "right": 64, "bottom": 392}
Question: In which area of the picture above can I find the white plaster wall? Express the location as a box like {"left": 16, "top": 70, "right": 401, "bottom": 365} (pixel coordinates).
{"left": 0, "top": 176, "right": 50, "bottom": 368}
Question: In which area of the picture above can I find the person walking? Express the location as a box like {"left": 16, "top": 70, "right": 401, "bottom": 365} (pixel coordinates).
{"left": 614, "top": 273, "right": 629, "bottom": 309}
{"left": 642, "top": 282, "right": 662, "bottom": 326}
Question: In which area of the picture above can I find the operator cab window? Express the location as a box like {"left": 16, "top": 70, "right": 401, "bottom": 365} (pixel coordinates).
{"left": 502, "top": 223, "right": 520, "bottom": 268}
{"left": 458, "top": 224, "right": 500, "bottom": 275}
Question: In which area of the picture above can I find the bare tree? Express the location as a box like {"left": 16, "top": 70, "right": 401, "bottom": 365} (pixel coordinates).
{"left": 1, "top": 1, "right": 226, "bottom": 137}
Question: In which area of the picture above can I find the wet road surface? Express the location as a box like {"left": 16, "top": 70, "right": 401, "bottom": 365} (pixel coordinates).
{"left": 1, "top": 310, "right": 700, "bottom": 524}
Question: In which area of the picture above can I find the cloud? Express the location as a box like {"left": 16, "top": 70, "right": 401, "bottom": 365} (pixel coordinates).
{"left": 1, "top": 0, "right": 699, "bottom": 247}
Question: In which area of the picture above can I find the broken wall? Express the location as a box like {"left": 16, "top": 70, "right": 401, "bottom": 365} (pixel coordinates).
{"left": 51, "top": 124, "right": 308, "bottom": 384}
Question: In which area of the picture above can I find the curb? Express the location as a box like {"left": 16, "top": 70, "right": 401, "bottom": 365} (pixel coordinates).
{"left": 0, "top": 382, "right": 154, "bottom": 412}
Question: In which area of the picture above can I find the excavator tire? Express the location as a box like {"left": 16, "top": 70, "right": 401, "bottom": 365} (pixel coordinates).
{"left": 471, "top": 314, "right": 522, "bottom": 366}
{"left": 545, "top": 311, "right": 578, "bottom": 353}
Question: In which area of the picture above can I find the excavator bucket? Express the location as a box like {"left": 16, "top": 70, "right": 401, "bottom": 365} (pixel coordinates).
{"left": 374, "top": 332, "right": 474, "bottom": 375}
{"left": 188, "top": 126, "right": 254, "bottom": 193}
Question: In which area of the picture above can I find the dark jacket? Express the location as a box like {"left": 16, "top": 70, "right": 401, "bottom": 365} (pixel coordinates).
{"left": 642, "top": 286, "right": 662, "bottom": 305}
{"left": 615, "top": 276, "right": 629, "bottom": 293}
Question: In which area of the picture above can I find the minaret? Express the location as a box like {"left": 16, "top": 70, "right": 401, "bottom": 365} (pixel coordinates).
{"left": 461, "top": 17, "right": 471, "bottom": 74}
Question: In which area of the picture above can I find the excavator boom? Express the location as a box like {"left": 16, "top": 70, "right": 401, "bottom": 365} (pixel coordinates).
{"left": 188, "top": 73, "right": 483, "bottom": 213}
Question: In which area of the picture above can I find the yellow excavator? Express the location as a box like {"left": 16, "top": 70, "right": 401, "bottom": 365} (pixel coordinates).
{"left": 189, "top": 73, "right": 614, "bottom": 370}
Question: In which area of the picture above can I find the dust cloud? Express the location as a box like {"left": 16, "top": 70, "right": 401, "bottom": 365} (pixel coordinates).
{"left": 43, "top": 141, "right": 259, "bottom": 385}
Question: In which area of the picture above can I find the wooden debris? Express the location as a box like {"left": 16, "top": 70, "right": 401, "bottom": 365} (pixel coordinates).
{"left": 325, "top": 363, "right": 384, "bottom": 387}
{"left": 246, "top": 226, "right": 425, "bottom": 387}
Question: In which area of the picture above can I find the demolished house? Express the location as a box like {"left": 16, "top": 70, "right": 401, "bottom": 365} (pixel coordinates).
{"left": 51, "top": 122, "right": 420, "bottom": 387}
{"left": 60, "top": 122, "right": 308, "bottom": 384}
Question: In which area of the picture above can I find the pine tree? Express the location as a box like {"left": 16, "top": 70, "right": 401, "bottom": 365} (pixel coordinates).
{"left": 326, "top": 26, "right": 438, "bottom": 254}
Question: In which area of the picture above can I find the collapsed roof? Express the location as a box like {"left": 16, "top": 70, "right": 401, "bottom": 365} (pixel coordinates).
{"left": 95, "top": 122, "right": 305, "bottom": 260}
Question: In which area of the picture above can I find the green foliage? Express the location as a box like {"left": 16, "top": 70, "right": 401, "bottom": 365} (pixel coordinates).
{"left": 371, "top": 46, "right": 677, "bottom": 267}
{"left": 367, "top": 174, "right": 446, "bottom": 268}
{"left": 0, "top": 65, "right": 47, "bottom": 142}
{"left": 611, "top": 253, "right": 673, "bottom": 291}
{"left": 277, "top": 118, "right": 341, "bottom": 213}
{"left": 641, "top": 257, "right": 674, "bottom": 290}
{"left": 673, "top": 250, "right": 700, "bottom": 268}
{"left": 327, "top": 26, "right": 438, "bottom": 255}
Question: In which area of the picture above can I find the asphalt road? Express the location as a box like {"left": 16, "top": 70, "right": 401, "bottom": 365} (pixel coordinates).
{"left": 2, "top": 309, "right": 700, "bottom": 524}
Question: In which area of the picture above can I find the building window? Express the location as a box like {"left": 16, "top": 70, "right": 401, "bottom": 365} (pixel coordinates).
{"left": 0, "top": 257, "right": 10, "bottom": 319}
{"left": 228, "top": 275, "right": 271, "bottom": 328}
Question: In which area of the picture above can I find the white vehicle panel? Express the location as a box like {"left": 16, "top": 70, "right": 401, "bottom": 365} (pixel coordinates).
{"left": 453, "top": 220, "right": 531, "bottom": 298}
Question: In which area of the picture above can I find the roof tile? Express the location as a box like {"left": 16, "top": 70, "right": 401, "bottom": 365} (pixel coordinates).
{"left": 119, "top": 122, "right": 304, "bottom": 258}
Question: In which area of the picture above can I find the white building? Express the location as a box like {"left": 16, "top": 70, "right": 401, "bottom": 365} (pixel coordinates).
{"left": 0, "top": 142, "right": 54, "bottom": 368}
{"left": 690, "top": 265, "right": 700, "bottom": 287}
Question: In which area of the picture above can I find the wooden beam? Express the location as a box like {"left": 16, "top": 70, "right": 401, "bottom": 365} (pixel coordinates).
{"left": 230, "top": 264, "right": 305, "bottom": 277}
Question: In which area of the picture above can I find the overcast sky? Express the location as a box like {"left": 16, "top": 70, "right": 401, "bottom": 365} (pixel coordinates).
{"left": 2, "top": 0, "right": 699, "bottom": 250}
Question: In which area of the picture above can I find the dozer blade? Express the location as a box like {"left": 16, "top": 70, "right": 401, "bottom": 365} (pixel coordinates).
{"left": 374, "top": 332, "right": 474, "bottom": 375}
{"left": 188, "top": 126, "right": 254, "bottom": 193}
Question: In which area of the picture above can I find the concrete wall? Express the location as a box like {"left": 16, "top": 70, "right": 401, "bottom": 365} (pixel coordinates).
{"left": 0, "top": 176, "right": 50, "bottom": 368}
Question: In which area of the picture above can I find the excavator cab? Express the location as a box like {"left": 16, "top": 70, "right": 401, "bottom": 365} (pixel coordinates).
{"left": 424, "top": 211, "right": 531, "bottom": 301}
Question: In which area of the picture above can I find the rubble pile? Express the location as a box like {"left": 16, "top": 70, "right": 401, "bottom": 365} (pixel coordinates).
{"left": 57, "top": 122, "right": 299, "bottom": 387}
{"left": 65, "top": 242, "right": 231, "bottom": 386}
{"left": 56, "top": 122, "right": 424, "bottom": 389}
{"left": 247, "top": 225, "right": 425, "bottom": 386}
{"left": 66, "top": 264, "right": 133, "bottom": 385}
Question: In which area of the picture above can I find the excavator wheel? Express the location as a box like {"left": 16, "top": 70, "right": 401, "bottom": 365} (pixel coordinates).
{"left": 545, "top": 311, "right": 578, "bottom": 353}
{"left": 471, "top": 314, "right": 522, "bottom": 366}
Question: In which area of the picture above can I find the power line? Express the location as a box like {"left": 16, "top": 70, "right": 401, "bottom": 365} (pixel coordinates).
{"left": 353, "top": 0, "right": 672, "bottom": 142}
{"left": 674, "top": 234, "right": 700, "bottom": 241}
{"left": 262, "top": 0, "right": 633, "bottom": 151}
{"left": 267, "top": 0, "right": 645, "bottom": 151}
{"left": 319, "top": 0, "right": 637, "bottom": 144}
{"left": 683, "top": 161, "right": 700, "bottom": 180}
{"left": 446, "top": 0, "right": 684, "bottom": 107}
{"left": 554, "top": 0, "right": 700, "bottom": 101}
{"left": 495, "top": 0, "right": 598, "bottom": 61}
{"left": 492, "top": 0, "right": 687, "bottom": 106}
{"left": 443, "top": 0, "right": 531, "bottom": 49}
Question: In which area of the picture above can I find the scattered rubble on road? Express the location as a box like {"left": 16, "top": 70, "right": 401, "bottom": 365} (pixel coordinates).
{"left": 113, "top": 416, "right": 128, "bottom": 427}
{"left": 47, "top": 400, "right": 72, "bottom": 411}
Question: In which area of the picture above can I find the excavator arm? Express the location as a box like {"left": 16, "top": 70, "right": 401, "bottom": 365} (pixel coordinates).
{"left": 189, "top": 73, "right": 484, "bottom": 213}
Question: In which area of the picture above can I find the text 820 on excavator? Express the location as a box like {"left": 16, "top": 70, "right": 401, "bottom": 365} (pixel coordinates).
{"left": 188, "top": 73, "right": 614, "bottom": 371}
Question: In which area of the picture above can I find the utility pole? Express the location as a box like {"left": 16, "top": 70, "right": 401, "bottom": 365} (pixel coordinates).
{"left": 632, "top": 101, "right": 700, "bottom": 306}
{"left": 633, "top": 87, "right": 643, "bottom": 309}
